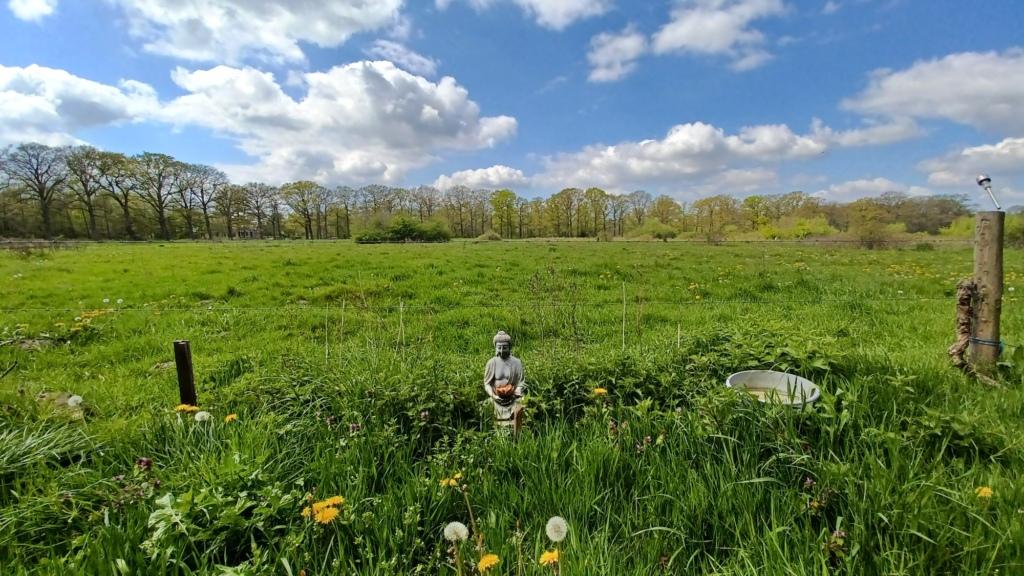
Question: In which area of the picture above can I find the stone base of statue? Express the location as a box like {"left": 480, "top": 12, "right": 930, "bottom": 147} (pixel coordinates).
{"left": 492, "top": 396, "right": 523, "bottom": 434}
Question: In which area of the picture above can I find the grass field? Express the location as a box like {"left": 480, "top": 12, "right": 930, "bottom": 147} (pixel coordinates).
{"left": 1, "top": 240, "right": 1023, "bottom": 575}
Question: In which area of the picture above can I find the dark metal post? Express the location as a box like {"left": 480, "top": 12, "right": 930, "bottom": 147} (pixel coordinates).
{"left": 173, "top": 340, "right": 197, "bottom": 405}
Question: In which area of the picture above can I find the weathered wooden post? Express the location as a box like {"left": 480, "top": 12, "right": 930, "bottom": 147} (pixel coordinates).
{"left": 970, "top": 210, "right": 1004, "bottom": 373}
{"left": 173, "top": 340, "right": 198, "bottom": 405}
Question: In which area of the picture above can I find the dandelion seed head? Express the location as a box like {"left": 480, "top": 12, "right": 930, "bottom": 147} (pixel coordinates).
{"left": 66, "top": 395, "right": 83, "bottom": 408}
{"left": 545, "top": 516, "right": 568, "bottom": 542}
{"left": 443, "top": 521, "right": 469, "bottom": 542}
{"left": 194, "top": 411, "right": 212, "bottom": 422}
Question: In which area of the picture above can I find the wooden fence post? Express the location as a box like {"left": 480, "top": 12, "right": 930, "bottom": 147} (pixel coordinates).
{"left": 970, "top": 211, "right": 1004, "bottom": 373}
{"left": 173, "top": 340, "right": 198, "bottom": 406}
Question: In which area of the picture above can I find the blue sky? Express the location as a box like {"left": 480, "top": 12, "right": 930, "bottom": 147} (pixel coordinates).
{"left": 2, "top": 0, "right": 1023, "bottom": 205}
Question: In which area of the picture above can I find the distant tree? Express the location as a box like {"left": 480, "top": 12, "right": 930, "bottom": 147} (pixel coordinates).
{"left": 66, "top": 146, "right": 105, "bottom": 239}
{"left": 172, "top": 162, "right": 200, "bottom": 239}
{"left": 333, "top": 186, "right": 356, "bottom": 239}
{"left": 444, "top": 185, "right": 471, "bottom": 236}
{"left": 0, "top": 143, "right": 70, "bottom": 238}
{"left": 244, "top": 182, "right": 276, "bottom": 239}
{"left": 282, "top": 181, "right": 321, "bottom": 239}
{"left": 628, "top": 190, "right": 651, "bottom": 226}
{"left": 584, "top": 187, "right": 609, "bottom": 237}
{"left": 649, "top": 195, "right": 684, "bottom": 227}
{"left": 96, "top": 152, "right": 139, "bottom": 240}
{"left": 188, "top": 165, "right": 227, "bottom": 240}
{"left": 490, "top": 189, "right": 517, "bottom": 238}
{"left": 609, "top": 193, "right": 630, "bottom": 237}
{"left": 215, "top": 184, "right": 247, "bottom": 239}
{"left": 412, "top": 185, "right": 440, "bottom": 222}
{"left": 900, "top": 194, "right": 970, "bottom": 234}
{"left": 133, "top": 152, "right": 179, "bottom": 240}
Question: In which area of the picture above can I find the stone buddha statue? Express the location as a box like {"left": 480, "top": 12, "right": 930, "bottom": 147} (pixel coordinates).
{"left": 484, "top": 331, "right": 526, "bottom": 430}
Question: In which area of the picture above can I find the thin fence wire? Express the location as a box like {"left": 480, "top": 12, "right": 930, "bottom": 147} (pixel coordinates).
{"left": 0, "top": 295, "right": 957, "bottom": 314}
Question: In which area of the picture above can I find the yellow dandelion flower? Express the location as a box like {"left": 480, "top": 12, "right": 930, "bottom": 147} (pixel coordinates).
{"left": 539, "top": 549, "right": 559, "bottom": 566}
{"left": 301, "top": 507, "right": 312, "bottom": 518}
{"left": 440, "top": 472, "right": 464, "bottom": 488}
{"left": 175, "top": 404, "right": 200, "bottom": 413}
{"left": 312, "top": 496, "right": 345, "bottom": 513}
{"left": 593, "top": 388, "right": 608, "bottom": 396}
{"left": 478, "top": 553, "right": 500, "bottom": 573}
{"left": 314, "top": 506, "right": 340, "bottom": 524}
{"left": 224, "top": 413, "right": 238, "bottom": 423}
{"left": 976, "top": 486, "right": 993, "bottom": 499}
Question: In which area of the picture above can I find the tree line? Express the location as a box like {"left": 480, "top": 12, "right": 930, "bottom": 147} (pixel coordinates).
{"left": 0, "top": 142, "right": 977, "bottom": 242}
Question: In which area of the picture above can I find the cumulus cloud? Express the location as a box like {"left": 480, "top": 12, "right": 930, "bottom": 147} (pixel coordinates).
{"left": 0, "top": 64, "right": 157, "bottom": 146}
{"left": 160, "top": 61, "right": 516, "bottom": 184}
{"left": 809, "top": 116, "right": 921, "bottom": 147}
{"left": 364, "top": 40, "right": 438, "bottom": 76}
{"left": 587, "top": 26, "right": 647, "bottom": 83}
{"left": 434, "top": 164, "right": 530, "bottom": 190}
{"left": 814, "top": 177, "right": 931, "bottom": 203}
{"left": 535, "top": 121, "right": 826, "bottom": 191}
{"left": 842, "top": 49, "right": 1024, "bottom": 134}
{"left": 919, "top": 137, "right": 1024, "bottom": 188}
{"left": 105, "top": 0, "right": 404, "bottom": 63}
{"left": 652, "top": 0, "right": 786, "bottom": 71}
{"left": 8, "top": 0, "right": 56, "bottom": 21}
{"left": 437, "top": 0, "right": 611, "bottom": 30}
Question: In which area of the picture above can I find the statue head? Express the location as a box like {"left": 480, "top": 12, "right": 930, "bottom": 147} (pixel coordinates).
{"left": 493, "top": 331, "right": 512, "bottom": 359}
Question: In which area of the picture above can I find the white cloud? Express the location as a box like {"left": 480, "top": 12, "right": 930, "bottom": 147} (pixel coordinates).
{"left": 814, "top": 177, "right": 931, "bottom": 202}
{"left": 437, "top": 0, "right": 611, "bottom": 30}
{"left": 0, "top": 61, "right": 515, "bottom": 185}
{"left": 822, "top": 1, "right": 841, "bottom": 14}
{"left": 0, "top": 64, "right": 157, "bottom": 146}
{"left": 106, "top": 0, "right": 404, "bottom": 63}
{"left": 365, "top": 40, "right": 438, "bottom": 76}
{"left": 809, "top": 116, "right": 921, "bottom": 147}
{"left": 160, "top": 61, "right": 516, "bottom": 184}
{"left": 8, "top": 0, "right": 56, "bottom": 21}
{"left": 842, "top": 49, "right": 1024, "bottom": 134}
{"left": 536, "top": 121, "right": 826, "bottom": 191}
{"left": 587, "top": 25, "right": 647, "bottom": 83}
{"left": 434, "top": 165, "right": 530, "bottom": 190}
{"left": 652, "top": 0, "right": 786, "bottom": 71}
{"left": 919, "top": 137, "right": 1024, "bottom": 188}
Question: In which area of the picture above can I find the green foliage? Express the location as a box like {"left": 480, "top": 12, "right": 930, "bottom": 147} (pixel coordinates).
{"left": 628, "top": 220, "right": 677, "bottom": 241}
{"left": 759, "top": 216, "right": 836, "bottom": 239}
{"left": 355, "top": 218, "right": 452, "bottom": 243}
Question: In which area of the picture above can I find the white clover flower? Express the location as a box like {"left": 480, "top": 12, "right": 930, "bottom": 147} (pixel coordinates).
{"left": 545, "top": 516, "right": 568, "bottom": 543}
{"left": 117, "top": 298, "right": 124, "bottom": 304}
{"left": 103, "top": 298, "right": 110, "bottom": 304}
{"left": 194, "top": 411, "right": 212, "bottom": 422}
{"left": 66, "top": 395, "right": 83, "bottom": 408}
{"left": 443, "top": 521, "right": 469, "bottom": 542}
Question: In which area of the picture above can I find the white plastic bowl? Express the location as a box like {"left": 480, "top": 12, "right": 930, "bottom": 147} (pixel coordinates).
{"left": 726, "top": 370, "right": 820, "bottom": 406}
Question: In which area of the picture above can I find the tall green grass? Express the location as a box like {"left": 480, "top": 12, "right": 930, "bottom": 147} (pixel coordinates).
{"left": 0, "top": 241, "right": 1022, "bottom": 574}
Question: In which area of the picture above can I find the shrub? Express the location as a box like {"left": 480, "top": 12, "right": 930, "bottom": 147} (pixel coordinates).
{"left": 354, "top": 218, "right": 452, "bottom": 244}
{"left": 476, "top": 230, "right": 502, "bottom": 241}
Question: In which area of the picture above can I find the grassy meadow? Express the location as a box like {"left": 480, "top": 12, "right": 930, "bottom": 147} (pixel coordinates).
{"left": 1, "top": 239, "right": 1023, "bottom": 575}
